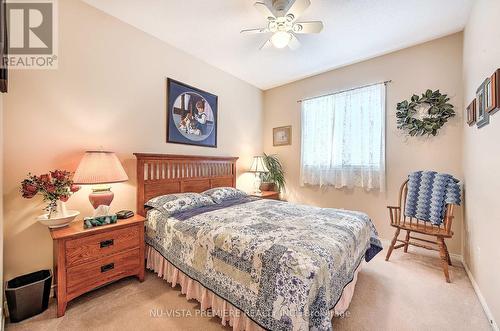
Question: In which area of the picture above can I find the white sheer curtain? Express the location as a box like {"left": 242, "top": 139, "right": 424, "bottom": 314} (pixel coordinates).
{"left": 300, "top": 83, "right": 386, "bottom": 191}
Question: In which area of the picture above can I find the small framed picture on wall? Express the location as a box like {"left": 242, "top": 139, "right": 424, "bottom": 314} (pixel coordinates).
{"left": 273, "top": 126, "right": 292, "bottom": 146}
{"left": 476, "top": 78, "right": 490, "bottom": 128}
{"left": 487, "top": 70, "right": 499, "bottom": 114}
{"left": 485, "top": 74, "right": 496, "bottom": 113}
{"left": 466, "top": 99, "right": 476, "bottom": 126}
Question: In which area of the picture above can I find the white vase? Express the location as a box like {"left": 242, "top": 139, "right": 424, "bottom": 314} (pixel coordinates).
{"left": 36, "top": 201, "right": 80, "bottom": 229}
{"left": 50, "top": 200, "right": 68, "bottom": 219}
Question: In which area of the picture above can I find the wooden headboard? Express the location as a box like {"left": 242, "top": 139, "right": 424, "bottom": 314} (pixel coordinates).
{"left": 134, "top": 153, "right": 238, "bottom": 216}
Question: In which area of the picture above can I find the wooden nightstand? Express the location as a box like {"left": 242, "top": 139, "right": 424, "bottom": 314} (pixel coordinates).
{"left": 250, "top": 191, "right": 280, "bottom": 200}
{"left": 50, "top": 214, "right": 146, "bottom": 317}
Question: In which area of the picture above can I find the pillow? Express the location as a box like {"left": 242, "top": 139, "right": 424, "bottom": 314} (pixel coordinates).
{"left": 145, "top": 192, "right": 215, "bottom": 216}
{"left": 202, "top": 187, "right": 248, "bottom": 204}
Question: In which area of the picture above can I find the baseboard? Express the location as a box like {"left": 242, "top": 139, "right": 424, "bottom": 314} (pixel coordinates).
{"left": 462, "top": 259, "right": 499, "bottom": 331}
{"left": 449, "top": 252, "right": 463, "bottom": 264}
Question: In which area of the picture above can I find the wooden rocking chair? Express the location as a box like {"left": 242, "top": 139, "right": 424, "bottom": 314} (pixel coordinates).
{"left": 385, "top": 179, "right": 456, "bottom": 283}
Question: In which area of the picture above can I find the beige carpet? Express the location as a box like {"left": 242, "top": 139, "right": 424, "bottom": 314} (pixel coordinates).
{"left": 6, "top": 247, "right": 490, "bottom": 331}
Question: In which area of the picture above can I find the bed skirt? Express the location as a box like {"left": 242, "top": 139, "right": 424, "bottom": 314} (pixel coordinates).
{"left": 146, "top": 244, "right": 360, "bottom": 331}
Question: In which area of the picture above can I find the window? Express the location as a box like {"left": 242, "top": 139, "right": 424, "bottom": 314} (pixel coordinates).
{"left": 300, "top": 83, "right": 386, "bottom": 191}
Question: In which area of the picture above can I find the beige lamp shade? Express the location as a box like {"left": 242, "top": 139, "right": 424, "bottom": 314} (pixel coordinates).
{"left": 73, "top": 151, "right": 128, "bottom": 184}
{"left": 249, "top": 156, "right": 269, "bottom": 173}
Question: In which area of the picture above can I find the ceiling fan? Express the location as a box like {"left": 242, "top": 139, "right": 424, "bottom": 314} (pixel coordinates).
{"left": 241, "top": 0, "right": 324, "bottom": 50}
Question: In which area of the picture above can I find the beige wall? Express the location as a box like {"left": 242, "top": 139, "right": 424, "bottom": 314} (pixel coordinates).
{"left": 2, "top": 0, "right": 263, "bottom": 280}
{"left": 462, "top": 0, "right": 500, "bottom": 327}
{"left": 263, "top": 33, "right": 464, "bottom": 254}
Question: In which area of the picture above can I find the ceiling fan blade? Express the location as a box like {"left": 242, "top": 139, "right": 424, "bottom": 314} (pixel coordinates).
{"left": 286, "top": 0, "right": 311, "bottom": 20}
{"left": 288, "top": 34, "right": 301, "bottom": 50}
{"left": 254, "top": 2, "right": 275, "bottom": 20}
{"left": 240, "top": 27, "right": 269, "bottom": 34}
{"left": 259, "top": 39, "right": 273, "bottom": 50}
{"left": 293, "top": 21, "right": 324, "bottom": 34}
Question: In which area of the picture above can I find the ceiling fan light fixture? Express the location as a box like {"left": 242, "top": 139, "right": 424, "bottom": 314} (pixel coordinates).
{"left": 271, "top": 31, "right": 292, "bottom": 48}
{"left": 243, "top": 0, "right": 322, "bottom": 50}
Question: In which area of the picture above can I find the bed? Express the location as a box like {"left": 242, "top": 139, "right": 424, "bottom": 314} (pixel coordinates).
{"left": 135, "top": 153, "right": 382, "bottom": 331}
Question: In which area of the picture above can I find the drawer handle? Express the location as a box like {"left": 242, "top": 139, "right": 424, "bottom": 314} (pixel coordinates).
{"left": 100, "top": 263, "right": 115, "bottom": 273}
{"left": 100, "top": 239, "right": 114, "bottom": 248}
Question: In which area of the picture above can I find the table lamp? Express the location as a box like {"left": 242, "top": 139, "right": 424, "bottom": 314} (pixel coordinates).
{"left": 248, "top": 155, "right": 269, "bottom": 195}
{"left": 73, "top": 151, "right": 128, "bottom": 214}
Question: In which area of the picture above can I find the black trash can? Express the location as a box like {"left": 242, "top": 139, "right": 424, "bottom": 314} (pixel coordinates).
{"left": 5, "top": 269, "right": 52, "bottom": 322}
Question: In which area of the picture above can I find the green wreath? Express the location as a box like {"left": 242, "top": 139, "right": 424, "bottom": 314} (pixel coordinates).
{"left": 396, "top": 89, "right": 455, "bottom": 136}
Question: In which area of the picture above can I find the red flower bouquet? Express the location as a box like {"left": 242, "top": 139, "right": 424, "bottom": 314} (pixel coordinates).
{"left": 21, "top": 170, "right": 81, "bottom": 218}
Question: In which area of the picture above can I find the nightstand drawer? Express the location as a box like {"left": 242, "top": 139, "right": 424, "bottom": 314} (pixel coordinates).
{"left": 65, "top": 225, "right": 140, "bottom": 267}
{"left": 66, "top": 248, "right": 141, "bottom": 298}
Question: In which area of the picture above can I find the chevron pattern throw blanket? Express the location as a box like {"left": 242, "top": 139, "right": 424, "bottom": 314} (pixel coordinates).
{"left": 404, "top": 171, "right": 461, "bottom": 225}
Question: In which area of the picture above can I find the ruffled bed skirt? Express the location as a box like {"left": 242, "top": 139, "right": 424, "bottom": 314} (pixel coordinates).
{"left": 146, "top": 244, "right": 360, "bottom": 331}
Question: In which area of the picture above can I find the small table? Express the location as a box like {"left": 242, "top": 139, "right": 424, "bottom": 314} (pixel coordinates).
{"left": 50, "top": 214, "right": 146, "bottom": 317}
{"left": 250, "top": 191, "right": 280, "bottom": 200}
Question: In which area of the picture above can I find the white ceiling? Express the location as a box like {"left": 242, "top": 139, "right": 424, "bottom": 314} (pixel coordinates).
{"left": 82, "top": 0, "right": 473, "bottom": 90}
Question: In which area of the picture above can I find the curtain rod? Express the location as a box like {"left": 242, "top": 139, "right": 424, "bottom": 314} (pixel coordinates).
{"left": 296, "top": 80, "right": 392, "bottom": 103}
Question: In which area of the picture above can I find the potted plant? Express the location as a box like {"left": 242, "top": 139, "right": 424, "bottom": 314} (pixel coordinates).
{"left": 260, "top": 153, "right": 285, "bottom": 192}
{"left": 21, "top": 170, "right": 81, "bottom": 228}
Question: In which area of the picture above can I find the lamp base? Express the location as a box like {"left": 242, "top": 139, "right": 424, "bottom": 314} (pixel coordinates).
{"left": 89, "top": 186, "right": 114, "bottom": 209}
{"left": 253, "top": 173, "right": 262, "bottom": 194}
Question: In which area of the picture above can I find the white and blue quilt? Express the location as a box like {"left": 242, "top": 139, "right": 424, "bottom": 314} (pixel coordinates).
{"left": 146, "top": 197, "right": 382, "bottom": 330}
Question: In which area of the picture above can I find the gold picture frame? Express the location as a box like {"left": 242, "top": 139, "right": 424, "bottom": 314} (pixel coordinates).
{"left": 273, "top": 126, "right": 292, "bottom": 146}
